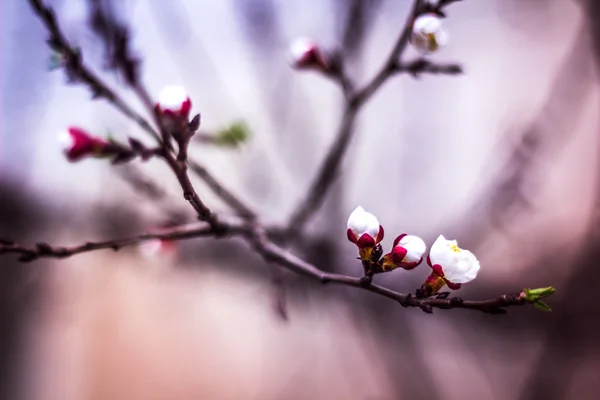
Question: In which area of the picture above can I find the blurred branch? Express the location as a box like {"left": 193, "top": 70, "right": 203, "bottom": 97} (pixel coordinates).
{"left": 0, "top": 222, "right": 528, "bottom": 314}
{"left": 116, "top": 165, "right": 168, "bottom": 200}
{"left": 453, "top": 20, "right": 594, "bottom": 248}
{"left": 517, "top": 2, "right": 600, "bottom": 397}
{"left": 338, "top": 0, "right": 381, "bottom": 59}
{"left": 0, "top": 220, "right": 246, "bottom": 262}
{"left": 188, "top": 160, "right": 257, "bottom": 220}
{"left": 115, "top": 165, "right": 188, "bottom": 222}
{"left": 284, "top": 0, "right": 461, "bottom": 239}
{"left": 28, "top": 0, "right": 254, "bottom": 222}
{"left": 397, "top": 58, "right": 463, "bottom": 77}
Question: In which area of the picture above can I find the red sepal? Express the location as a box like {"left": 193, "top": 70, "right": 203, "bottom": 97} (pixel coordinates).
{"left": 356, "top": 233, "right": 376, "bottom": 248}
{"left": 400, "top": 258, "right": 422, "bottom": 271}
{"left": 64, "top": 127, "right": 107, "bottom": 162}
{"left": 390, "top": 246, "right": 408, "bottom": 264}
{"left": 376, "top": 225, "right": 385, "bottom": 243}
{"left": 294, "top": 46, "right": 327, "bottom": 70}
{"left": 431, "top": 264, "right": 444, "bottom": 278}
{"left": 346, "top": 228, "right": 358, "bottom": 244}
{"left": 179, "top": 98, "right": 192, "bottom": 119}
{"left": 155, "top": 97, "right": 192, "bottom": 120}
{"left": 392, "top": 233, "right": 407, "bottom": 248}
{"left": 445, "top": 280, "right": 462, "bottom": 290}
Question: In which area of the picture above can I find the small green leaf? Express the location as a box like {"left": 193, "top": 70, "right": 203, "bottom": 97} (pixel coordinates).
{"left": 528, "top": 286, "right": 555, "bottom": 298}
{"left": 213, "top": 121, "right": 250, "bottom": 148}
{"left": 523, "top": 286, "right": 556, "bottom": 302}
{"left": 47, "top": 53, "right": 63, "bottom": 71}
{"left": 533, "top": 300, "right": 552, "bottom": 312}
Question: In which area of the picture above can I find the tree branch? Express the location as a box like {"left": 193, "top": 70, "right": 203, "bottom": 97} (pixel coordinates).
{"left": 397, "top": 58, "right": 463, "bottom": 77}
{"left": 0, "top": 221, "right": 525, "bottom": 314}
{"left": 0, "top": 220, "right": 248, "bottom": 262}
{"left": 285, "top": 0, "right": 461, "bottom": 239}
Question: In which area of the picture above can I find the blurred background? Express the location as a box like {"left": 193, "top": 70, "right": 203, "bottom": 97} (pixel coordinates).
{"left": 1, "top": 0, "right": 600, "bottom": 399}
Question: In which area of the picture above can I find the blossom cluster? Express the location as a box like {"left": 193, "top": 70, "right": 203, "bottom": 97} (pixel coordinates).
{"left": 347, "top": 206, "right": 480, "bottom": 295}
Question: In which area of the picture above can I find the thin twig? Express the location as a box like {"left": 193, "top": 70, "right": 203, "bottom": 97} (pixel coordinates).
{"left": 285, "top": 0, "right": 436, "bottom": 239}
{"left": 0, "top": 220, "right": 247, "bottom": 262}
{"left": 115, "top": 165, "right": 188, "bottom": 222}
{"left": 188, "top": 160, "right": 257, "bottom": 220}
{"left": 397, "top": 58, "right": 463, "bottom": 77}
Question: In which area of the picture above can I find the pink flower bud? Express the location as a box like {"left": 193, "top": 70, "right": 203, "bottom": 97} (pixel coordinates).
{"left": 347, "top": 206, "right": 384, "bottom": 246}
{"left": 156, "top": 85, "right": 192, "bottom": 120}
{"left": 382, "top": 234, "right": 426, "bottom": 271}
{"left": 289, "top": 38, "right": 328, "bottom": 70}
{"left": 58, "top": 127, "right": 109, "bottom": 162}
{"left": 347, "top": 206, "right": 384, "bottom": 261}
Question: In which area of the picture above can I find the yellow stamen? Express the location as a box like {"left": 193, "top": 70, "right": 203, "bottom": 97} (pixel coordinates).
{"left": 450, "top": 244, "right": 460, "bottom": 253}
{"left": 427, "top": 33, "right": 438, "bottom": 51}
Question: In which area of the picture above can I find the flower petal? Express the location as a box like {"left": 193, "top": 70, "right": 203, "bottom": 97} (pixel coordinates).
{"left": 429, "top": 235, "right": 480, "bottom": 284}
{"left": 445, "top": 280, "right": 462, "bottom": 290}
{"left": 397, "top": 234, "right": 426, "bottom": 263}
{"left": 429, "top": 235, "right": 454, "bottom": 268}
{"left": 347, "top": 206, "right": 380, "bottom": 240}
{"left": 443, "top": 249, "right": 480, "bottom": 284}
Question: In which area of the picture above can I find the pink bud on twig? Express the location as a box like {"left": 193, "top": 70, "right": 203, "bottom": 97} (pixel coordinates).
{"left": 382, "top": 234, "right": 426, "bottom": 271}
{"left": 59, "top": 127, "right": 110, "bottom": 162}
{"left": 347, "top": 206, "right": 384, "bottom": 261}
{"left": 289, "top": 38, "right": 328, "bottom": 71}
{"left": 156, "top": 85, "right": 192, "bottom": 120}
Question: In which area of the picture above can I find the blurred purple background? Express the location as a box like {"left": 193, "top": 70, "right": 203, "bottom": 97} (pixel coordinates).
{"left": 1, "top": 0, "right": 599, "bottom": 399}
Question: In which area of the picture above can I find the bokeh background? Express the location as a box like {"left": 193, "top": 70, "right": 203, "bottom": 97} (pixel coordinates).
{"left": 2, "top": 0, "right": 600, "bottom": 399}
